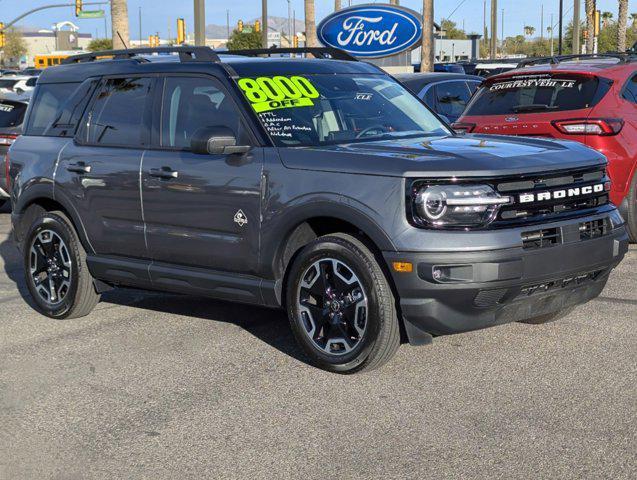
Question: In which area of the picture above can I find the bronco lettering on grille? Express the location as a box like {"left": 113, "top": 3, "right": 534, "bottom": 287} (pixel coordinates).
{"left": 519, "top": 183, "right": 607, "bottom": 203}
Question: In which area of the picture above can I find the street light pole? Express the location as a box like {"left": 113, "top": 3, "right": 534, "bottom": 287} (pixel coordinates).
{"left": 558, "top": 0, "right": 563, "bottom": 55}
{"left": 573, "top": 0, "right": 580, "bottom": 54}
{"left": 194, "top": 0, "right": 205, "bottom": 46}
{"left": 490, "top": 0, "right": 497, "bottom": 59}
{"left": 262, "top": 0, "right": 268, "bottom": 48}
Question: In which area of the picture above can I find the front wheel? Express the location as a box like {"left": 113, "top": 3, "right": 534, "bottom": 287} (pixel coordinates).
{"left": 626, "top": 172, "right": 637, "bottom": 242}
{"left": 23, "top": 211, "right": 100, "bottom": 319}
{"left": 286, "top": 234, "right": 400, "bottom": 374}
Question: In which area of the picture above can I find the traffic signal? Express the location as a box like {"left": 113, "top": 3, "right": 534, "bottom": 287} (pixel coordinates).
{"left": 254, "top": 20, "right": 260, "bottom": 33}
{"left": 594, "top": 10, "right": 601, "bottom": 36}
{"left": 177, "top": 18, "right": 186, "bottom": 44}
{"left": 75, "top": 0, "right": 82, "bottom": 17}
{"left": 238, "top": 20, "right": 243, "bottom": 33}
{"left": 0, "top": 23, "right": 4, "bottom": 49}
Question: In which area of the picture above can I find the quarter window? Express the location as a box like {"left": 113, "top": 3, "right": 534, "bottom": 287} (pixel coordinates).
{"left": 623, "top": 75, "right": 637, "bottom": 104}
{"left": 434, "top": 81, "right": 471, "bottom": 118}
{"left": 83, "top": 77, "right": 152, "bottom": 146}
{"left": 160, "top": 76, "right": 245, "bottom": 149}
{"left": 26, "top": 82, "right": 80, "bottom": 136}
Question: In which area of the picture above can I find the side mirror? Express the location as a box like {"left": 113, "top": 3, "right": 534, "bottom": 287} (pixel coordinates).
{"left": 191, "top": 126, "right": 251, "bottom": 155}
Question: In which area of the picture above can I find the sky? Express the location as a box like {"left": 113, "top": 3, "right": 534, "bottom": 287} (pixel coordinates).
{"left": 0, "top": 0, "right": 631, "bottom": 40}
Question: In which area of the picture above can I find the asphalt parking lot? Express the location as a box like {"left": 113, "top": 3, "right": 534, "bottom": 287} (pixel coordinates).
{"left": 0, "top": 202, "right": 635, "bottom": 480}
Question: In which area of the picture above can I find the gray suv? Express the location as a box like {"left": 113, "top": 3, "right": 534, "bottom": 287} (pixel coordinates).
{"left": 7, "top": 47, "right": 629, "bottom": 373}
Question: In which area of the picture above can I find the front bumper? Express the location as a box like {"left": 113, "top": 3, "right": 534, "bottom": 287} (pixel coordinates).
{"left": 384, "top": 220, "right": 629, "bottom": 341}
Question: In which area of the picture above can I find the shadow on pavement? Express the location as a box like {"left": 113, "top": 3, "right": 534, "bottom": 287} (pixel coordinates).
{"left": 0, "top": 202, "right": 307, "bottom": 365}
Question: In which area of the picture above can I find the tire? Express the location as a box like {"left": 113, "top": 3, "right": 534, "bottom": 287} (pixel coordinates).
{"left": 518, "top": 307, "right": 574, "bottom": 325}
{"left": 23, "top": 210, "right": 100, "bottom": 319}
{"left": 626, "top": 171, "right": 637, "bottom": 243}
{"left": 285, "top": 233, "right": 400, "bottom": 374}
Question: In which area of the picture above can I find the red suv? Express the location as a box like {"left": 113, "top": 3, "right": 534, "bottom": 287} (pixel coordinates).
{"left": 456, "top": 55, "right": 637, "bottom": 240}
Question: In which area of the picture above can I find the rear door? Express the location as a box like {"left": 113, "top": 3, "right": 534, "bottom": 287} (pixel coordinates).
{"left": 462, "top": 73, "right": 609, "bottom": 138}
{"left": 141, "top": 74, "right": 262, "bottom": 275}
{"left": 56, "top": 76, "right": 154, "bottom": 259}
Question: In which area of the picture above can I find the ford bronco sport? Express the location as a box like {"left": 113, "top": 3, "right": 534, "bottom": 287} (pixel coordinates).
{"left": 7, "top": 47, "right": 629, "bottom": 373}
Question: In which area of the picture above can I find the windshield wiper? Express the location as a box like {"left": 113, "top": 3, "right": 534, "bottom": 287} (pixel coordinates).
{"left": 511, "top": 104, "right": 558, "bottom": 113}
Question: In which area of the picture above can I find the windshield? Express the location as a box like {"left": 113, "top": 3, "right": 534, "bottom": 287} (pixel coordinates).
{"left": 0, "top": 100, "right": 27, "bottom": 127}
{"left": 465, "top": 73, "right": 607, "bottom": 115}
{"left": 236, "top": 74, "right": 449, "bottom": 146}
{"left": 0, "top": 79, "right": 18, "bottom": 89}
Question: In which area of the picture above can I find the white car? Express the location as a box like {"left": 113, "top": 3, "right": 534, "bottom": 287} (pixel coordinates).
{"left": 0, "top": 75, "right": 37, "bottom": 95}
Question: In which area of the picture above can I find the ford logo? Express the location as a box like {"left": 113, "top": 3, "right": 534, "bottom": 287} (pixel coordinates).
{"left": 317, "top": 5, "right": 423, "bottom": 59}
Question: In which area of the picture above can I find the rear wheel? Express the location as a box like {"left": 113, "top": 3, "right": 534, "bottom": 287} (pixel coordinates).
{"left": 626, "top": 171, "right": 637, "bottom": 243}
{"left": 518, "top": 307, "right": 574, "bottom": 325}
{"left": 23, "top": 211, "right": 100, "bottom": 319}
{"left": 286, "top": 234, "right": 400, "bottom": 374}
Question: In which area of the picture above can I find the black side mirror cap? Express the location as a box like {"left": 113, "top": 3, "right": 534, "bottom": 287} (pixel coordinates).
{"left": 191, "top": 126, "right": 251, "bottom": 155}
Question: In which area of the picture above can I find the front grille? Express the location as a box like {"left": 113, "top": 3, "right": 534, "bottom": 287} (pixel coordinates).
{"left": 494, "top": 166, "right": 609, "bottom": 227}
{"left": 522, "top": 227, "right": 561, "bottom": 249}
{"left": 579, "top": 218, "right": 611, "bottom": 240}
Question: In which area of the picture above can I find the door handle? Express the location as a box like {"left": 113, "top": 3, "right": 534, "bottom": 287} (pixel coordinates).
{"left": 149, "top": 167, "right": 179, "bottom": 179}
{"left": 66, "top": 162, "right": 91, "bottom": 174}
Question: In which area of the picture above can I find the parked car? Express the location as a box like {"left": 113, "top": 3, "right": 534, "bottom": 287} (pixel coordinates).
{"left": 0, "top": 93, "right": 29, "bottom": 209}
{"left": 473, "top": 62, "right": 520, "bottom": 77}
{"left": 395, "top": 72, "right": 482, "bottom": 123}
{"left": 20, "top": 68, "right": 43, "bottom": 76}
{"left": 7, "top": 46, "right": 628, "bottom": 373}
{"left": 455, "top": 54, "right": 637, "bottom": 241}
{"left": 0, "top": 75, "right": 37, "bottom": 95}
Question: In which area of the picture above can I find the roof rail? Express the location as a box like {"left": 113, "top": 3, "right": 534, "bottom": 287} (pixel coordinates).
{"left": 226, "top": 47, "right": 358, "bottom": 62}
{"left": 518, "top": 53, "right": 637, "bottom": 67}
{"left": 62, "top": 46, "right": 220, "bottom": 65}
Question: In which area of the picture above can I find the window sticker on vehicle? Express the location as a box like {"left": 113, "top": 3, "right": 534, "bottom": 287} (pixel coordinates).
{"left": 355, "top": 93, "right": 373, "bottom": 101}
{"left": 238, "top": 76, "right": 320, "bottom": 113}
{"left": 0, "top": 103, "right": 15, "bottom": 113}
{"left": 490, "top": 78, "right": 577, "bottom": 91}
{"left": 258, "top": 111, "right": 312, "bottom": 139}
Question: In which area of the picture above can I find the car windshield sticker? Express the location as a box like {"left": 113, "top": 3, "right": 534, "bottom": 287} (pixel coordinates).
{"left": 238, "top": 76, "right": 320, "bottom": 113}
{"left": 355, "top": 93, "right": 373, "bottom": 101}
{"left": 0, "top": 103, "right": 14, "bottom": 113}
{"left": 258, "top": 111, "right": 312, "bottom": 139}
{"left": 490, "top": 77, "right": 577, "bottom": 91}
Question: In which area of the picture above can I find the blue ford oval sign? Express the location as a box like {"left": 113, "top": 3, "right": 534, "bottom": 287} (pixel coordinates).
{"left": 317, "top": 4, "right": 423, "bottom": 59}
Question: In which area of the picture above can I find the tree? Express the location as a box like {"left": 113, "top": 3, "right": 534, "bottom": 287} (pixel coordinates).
{"left": 111, "top": 0, "right": 130, "bottom": 50}
{"left": 440, "top": 19, "right": 466, "bottom": 39}
{"left": 524, "top": 25, "right": 536, "bottom": 37}
{"left": 226, "top": 28, "right": 262, "bottom": 50}
{"left": 618, "top": 0, "right": 629, "bottom": 51}
{"left": 631, "top": 13, "right": 637, "bottom": 29}
{"left": 601, "top": 12, "right": 614, "bottom": 28}
{"left": 305, "top": 0, "right": 318, "bottom": 47}
{"left": 87, "top": 38, "right": 113, "bottom": 52}
{"left": 334, "top": 0, "right": 341, "bottom": 11}
{"left": 3, "top": 28, "right": 27, "bottom": 64}
{"left": 421, "top": 0, "right": 434, "bottom": 71}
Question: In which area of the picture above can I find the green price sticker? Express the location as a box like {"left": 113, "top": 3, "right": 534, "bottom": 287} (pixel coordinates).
{"left": 238, "top": 76, "right": 320, "bottom": 113}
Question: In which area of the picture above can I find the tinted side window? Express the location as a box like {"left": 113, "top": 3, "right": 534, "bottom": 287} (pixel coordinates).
{"left": 160, "top": 76, "right": 245, "bottom": 149}
{"left": 0, "top": 101, "right": 27, "bottom": 127}
{"left": 83, "top": 77, "right": 152, "bottom": 147}
{"left": 26, "top": 83, "right": 79, "bottom": 136}
{"left": 435, "top": 81, "right": 471, "bottom": 117}
{"left": 467, "top": 80, "right": 481, "bottom": 95}
{"left": 622, "top": 75, "right": 637, "bottom": 104}
{"left": 26, "top": 77, "right": 37, "bottom": 87}
{"left": 422, "top": 85, "right": 436, "bottom": 108}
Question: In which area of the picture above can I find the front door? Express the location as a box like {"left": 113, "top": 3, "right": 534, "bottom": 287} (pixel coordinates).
{"left": 141, "top": 75, "right": 262, "bottom": 275}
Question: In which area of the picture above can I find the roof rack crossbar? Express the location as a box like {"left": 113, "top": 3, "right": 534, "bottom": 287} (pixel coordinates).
{"left": 227, "top": 47, "right": 358, "bottom": 62}
{"left": 62, "top": 46, "right": 221, "bottom": 65}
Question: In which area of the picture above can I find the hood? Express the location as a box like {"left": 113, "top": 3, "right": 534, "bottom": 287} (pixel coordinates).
{"left": 277, "top": 134, "right": 606, "bottom": 178}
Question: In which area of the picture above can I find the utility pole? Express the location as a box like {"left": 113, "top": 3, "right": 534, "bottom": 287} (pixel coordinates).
{"left": 138, "top": 7, "right": 142, "bottom": 46}
{"left": 194, "top": 0, "right": 205, "bottom": 46}
{"left": 501, "top": 8, "right": 504, "bottom": 55}
{"left": 490, "top": 0, "right": 497, "bottom": 59}
{"left": 226, "top": 10, "right": 230, "bottom": 40}
{"left": 541, "top": 4, "right": 544, "bottom": 41}
{"left": 421, "top": 0, "right": 434, "bottom": 71}
{"left": 262, "top": 0, "right": 268, "bottom": 48}
{"left": 558, "top": 0, "right": 563, "bottom": 55}
{"left": 573, "top": 0, "right": 580, "bottom": 54}
{"left": 550, "top": 13, "right": 554, "bottom": 56}
{"left": 483, "top": 0, "right": 486, "bottom": 56}
{"left": 287, "top": 0, "right": 292, "bottom": 48}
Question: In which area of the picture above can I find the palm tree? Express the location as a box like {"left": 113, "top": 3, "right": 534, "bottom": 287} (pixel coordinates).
{"left": 601, "top": 11, "right": 613, "bottom": 28}
{"left": 524, "top": 25, "right": 536, "bottom": 37}
{"left": 335, "top": 0, "right": 342, "bottom": 11}
{"left": 618, "top": 0, "right": 629, "bottom": 51}
{"left": 631, "top": 13, "right": 637, "bottom": 29}
{"left": 111, "top": 0, "right": 130, "bottom": 50}
{"left": 585, "top": 0, "right": 595, "bottom": 53}
{"left": 305, "top": 0, "right": 318, "bottom": 47}
{"left": 421, "top": 0, "right": 434, "bottom": 71}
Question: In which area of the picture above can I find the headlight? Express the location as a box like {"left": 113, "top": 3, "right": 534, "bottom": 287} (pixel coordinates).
{"left": 413, "top": 184, "right": 512, "bottom": 228}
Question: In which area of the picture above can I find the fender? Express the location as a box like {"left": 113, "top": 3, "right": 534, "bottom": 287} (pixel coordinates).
{"left": 260, "top": 195, "right": 397, "bottom": 280}
{"left": 14, "top": 182, "right": 95, "bottom": 254}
